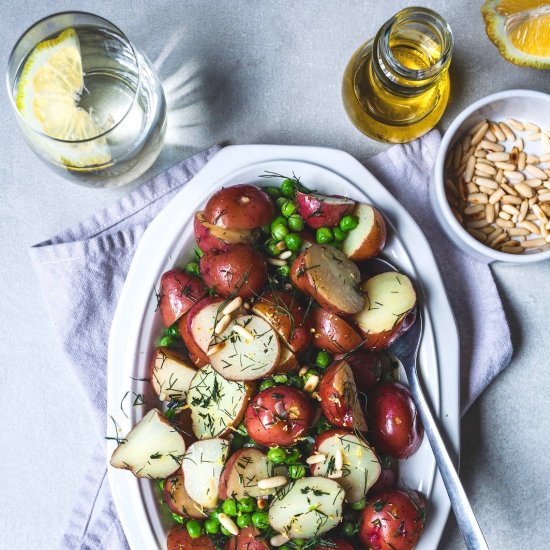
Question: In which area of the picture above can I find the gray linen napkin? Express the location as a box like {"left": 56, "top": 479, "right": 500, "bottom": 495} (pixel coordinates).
{"left": 30, "top": 135, "right": 512, "bottom": 549}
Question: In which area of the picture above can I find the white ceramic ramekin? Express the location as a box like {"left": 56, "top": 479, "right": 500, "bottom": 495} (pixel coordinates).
{"left": 430, "top": 89, "right": 550, "bottom": 263}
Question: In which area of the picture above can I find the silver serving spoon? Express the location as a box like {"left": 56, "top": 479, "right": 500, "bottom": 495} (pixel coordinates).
{"left": 369, "top": 257, "right": 489, "bottom": 550}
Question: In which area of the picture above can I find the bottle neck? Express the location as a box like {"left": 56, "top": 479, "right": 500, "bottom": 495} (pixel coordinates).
{"left": 371, "top": 7, "right": 453, "bottom": 97}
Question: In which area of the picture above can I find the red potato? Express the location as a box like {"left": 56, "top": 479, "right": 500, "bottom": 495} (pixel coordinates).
{"left": 167, "top": 525, "right": 216, "bottom": 550}
{"left": 296, "top": 191, "right": 355, "bottom": 229}
{"left": 315, "top": 539, "right": 354, "bottom": 550}
{"left": 368, "top": 382, "right": 424, "bottom": 459}
{"left": 342, "top": 203, "right": 387, "bottom": 261}
{"left": 171, "top": 407, "right": 198, "bottom": 448}
{"left": 159, "top": 269, "right": 207, "bottom": 327}
{"left": 310, "top": 308, "right": 363, "bottom": 353}
{"left": 358, "top": 490, "right": 426, "bottom": 550}
{"left": 252, "top": 290, "right": 312, "bottom": 355}
{"left": 244, "top": 386, "right": 315, "bottom": 447}
{"left": 204, "top": 184, "right": 275, "bottom": 230}
{"left": 163, "top": 469, "right": 207, "bottom": 519}
{"left": 194, "top": 210, "right": 257, "bottom": 253}
{"left": 200, "top": 245, "right": 268, "bottom": 299}
{"left": 178, "top": 312, "right": 209, "bottom": 368}
{"left": 338, "top": 349, "right": 385, "bottom": 393}
{"left": 272, "top": 345, "right": 300, "bottom": 374}
{"left": 368, "top": 454, "right": 398, "bottom": 495}
{"left": 234, "top": 526, "right": 270, "bottom": 549}
{"left": 318, "top": 360, "right": 368, "bottom": 431}
{"left": 290, "top": 244, "right": 364, "bottom": 316}
{"left": 148, "top": 347, "right": 196, "bottom": 401}
{"left": 354, "top": 272, "right": 417, "bottom": 351}
{"left": 187, "top": 296, "right": 225, "bottom": 353}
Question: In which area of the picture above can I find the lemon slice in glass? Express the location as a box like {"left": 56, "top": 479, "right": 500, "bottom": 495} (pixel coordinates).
{"left": 15, "top": 27, "right": 111, "bottom": 168}
{"left": 481, "top": 0, "right": 550, "bottom": 69}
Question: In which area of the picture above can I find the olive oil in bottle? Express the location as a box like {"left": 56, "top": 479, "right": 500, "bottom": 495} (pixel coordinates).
{"left": 342, "top": 7, "right": 453, "bottom": 143}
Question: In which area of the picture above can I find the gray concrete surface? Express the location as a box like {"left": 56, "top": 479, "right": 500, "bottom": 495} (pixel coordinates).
{"left": 0, "top": 1, "right": 548, "bottom": 548}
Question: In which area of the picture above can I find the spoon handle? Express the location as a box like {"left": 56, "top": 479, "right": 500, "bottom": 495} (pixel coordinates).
{"left": 406, "top": 369, "right": 489, "bottom": 550}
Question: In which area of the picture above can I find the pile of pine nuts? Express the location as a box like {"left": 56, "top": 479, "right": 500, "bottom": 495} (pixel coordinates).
{"left": 444, "top": 118, "right": 550, "bottom": 254}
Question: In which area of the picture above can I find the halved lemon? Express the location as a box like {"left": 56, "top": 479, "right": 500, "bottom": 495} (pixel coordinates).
{"left": 481, "top": 0, "right": 550, "bottom": 68}
{"left": 15, "top": 28, "right": 111, "bottom": 168}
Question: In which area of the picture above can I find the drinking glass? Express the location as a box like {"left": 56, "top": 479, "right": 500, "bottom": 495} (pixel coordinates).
{"left": 7, "top": 11, "right": 167, "bottom": 188}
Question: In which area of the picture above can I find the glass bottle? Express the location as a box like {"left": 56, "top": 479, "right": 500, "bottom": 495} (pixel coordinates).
{"left": 342, "top": 7, "right": 454, "bottom": 143}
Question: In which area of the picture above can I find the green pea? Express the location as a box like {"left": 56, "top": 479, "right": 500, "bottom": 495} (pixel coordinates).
{"left": 333, "top": 226, "right": 347, "bottom": 242}
{"left": 267, "top": 447, "right": 287, "bottom": 463}
{"left": 171, "top": 512, "right": 184, "bottom": 524}
{"left": 316, "top": 227, "right": 334, "bottom": 244}
{"left": 237, "top": 513, "right": 253, "bottom": 528}
{"left": 288, "top": 464, "right": 306, "bottom": 479}
{"left": 278, "top": 265, "right": 290, "bottom": 279}
{"left": 204, "top": 518, "right": 220, "bottom": 534}
{"left": 158, "top": 335, "right": 174, "bottom": 347}
{"left": 284, "top": 233, "right": 302, "bottom": 252}
{"left": 222, "top": 498, "right": 238, "bottom": 517}
{"left": 340, "top": 214, "right": 359, "bottom": 232}
{"left": 276, "top": 196, "right": 287, "bottom": 208}
{"left": 186, "top": 519, "right": 203, "bottom": 539}
{"left": 166, "top": 323, "right": 179, "bottom": 337}
{"left": 265, "top": 239, "right": 282, "bottom": 257}
{"left": 279, "top": 546, "right": 292, "bottom": 550}
{"left": 272, "top": 215, "right": 288, "bottom": 228}
{"left": 259, "top": 379, "right": 276, "bottom": 392}
{"left": 273, "top": 374, "right": 288, "bottom": 384}
{"left": 293, "top": 540, "right": 306, "bottom": 547}
{"left": 220, "top": 525, "right": 232, "bottom": 536}
{"left": 315, "top": 350, "right": 332, "bottom": 368}
{"left": 288, "top": 213, "right": 305, "bottom": 232}
{"left": 281, "top": 178, "right": 296, "bottom": 197}
{"left": 285, "top": 448, "right": 301, "bottom": 464}
{"left": 194, "top": 247, "right": 204, "bottom": 258}
{"left": 265, "top": 186, "right": 282, "bottom": 197}
{"left": 281, "top": 200, "right": 297, "bottom": 217}
{"left": 238, "top": 497, "right": 256, "bottom": 514}
{"left": 342, "top": 521, "right": 358, "bottom": 537}
{"left": 252, "top": 511, "right": 270, "bottom": 530}
{"left": 304, "top": 369, "right": 319, "bottom": 380}
{"left": 289, "top": 375, "right": 304, "bottom": 389}
{"left": 350, "top": 498, "right": 367, "bottom": 510}
{"left": 272, "top": 224, "right": 289, "bottom": 242}
{"left": 184, "top": 261, "right": 201, "bottom": 278}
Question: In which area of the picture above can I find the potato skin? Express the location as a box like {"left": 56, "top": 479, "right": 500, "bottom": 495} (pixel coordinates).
{"left": 338, "top": 349, "right": 384, "bottom": 393}
{"left": 163, "top": 470, "right": 206, "bottom": 519}
{"left": 311, "top": 308, "right": 363, "bottom": 353}
{"left": 200, "top": 245, "right": 268, "bottom": 299}
{"left": 296, "top": 191, "right": 355, "bottom": 229}
{"left": 368, "top": 382, "right": 424, "bottom": 459}
{"left": 345, "top": 205, "right": 387, "bottom": 261}
{"left": 167, "top": 525, "right": 216, "bottom": 549}
{"left": 194, "top": 211, "right": 256, "bottom": 253}
{"left": 204, "top": 184, "right": 275, "bottom": 230}
{"left": 178, "top": 312, "right": 209, "bottom": 368}
{"left": 244, "top": 386, "right": 315, "bottom": 447}
{"left": 358, "top": 490, "right": 426, "bottom": 550}
{"left": 159, "top": 269, "right": 208, "bottom": 327}
{"left": 368, "top": 454, "right": 397, "bottom": 495}
{"left": 235, "top": 525, "right": 270, "bottom": 549}
{"left": 314, "top": 539, "right": 354, "bottom": 550}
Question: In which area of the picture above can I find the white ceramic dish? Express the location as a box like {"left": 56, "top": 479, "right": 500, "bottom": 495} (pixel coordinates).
{"left": 430, "top": 89, "right": 550, "bottom": 263}
{"left": 107, "top": 145, "right": 460, "bottom": 549}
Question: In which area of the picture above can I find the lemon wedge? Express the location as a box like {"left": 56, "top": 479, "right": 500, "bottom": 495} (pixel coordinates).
{"left": 481, "top": 0, "right": 550, "bottom": 69}
{"left": 15, "top": 28, "right": 111, "bottom": 168}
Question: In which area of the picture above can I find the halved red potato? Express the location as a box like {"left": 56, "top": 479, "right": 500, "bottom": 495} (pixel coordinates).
{"left": 272, "top": 344, "right": 300, "bottom": 374}
{"left": 187, "top": 365, "right": 253, "bottom": 438}
{"left": 149, "top": 347, "right": 197, "bottom": 401}
{"left": 167, "top": 525, "right": 216, "bottom": 550}
{"left": 204, "top": 184, "right": 275, "bottom": 230}
{"left": 219, "top": 448, "right": 274, "bottom": 500}
{"left": 110, "top": 409, "right": 185, "bottom": 479}
{"left": 269, "top": 477, "right": 345, "bottom": 539}
{"left": 358, "top": 490, "right": 426, "bottom": 550}
{"left": 338, "top": 349, "right": 385, "bottom": 393}
{"left": 159, "top": 269, "right": 207, "bottom": 327}
{"left": 209, "top": 315, "right": 280, "bottom": 380}
{"left": 182, "top": 438, "right": 230, "bottom": 509}
{"left": 200, "top": 245, "right": 268, "bottom": 299}
{"left": 244, "top": 386, "right": 315, "bottom": 447}
{"left": 342, "top": 203, "right": 387, "bottom": 261}
{"left": 354, "top": 272, "right": 417, "bottom": 351}
{"left": 187, "top": 297, "right": 225, "bottom": 353}
{"left": 310, "top": 307, "right": 363, "bottom": 353}
{"left": 290, "top": 244, "right": 364, "bottom": 315}
{"left": 252, "top": 290, "right": 312, "bottom": 355}
{"left": 315, "top": 540, "right": 354, "bottom": 550}
{"left": 178, "top": 311, "right": 209, "bottom": 368}
{"left": 234, "top": 526, "right": 270, "bottom": 549}
{"left": 163, "top": 469, "right": 207, "bottom": 519}
{"left": 311, "top": 429, "right": 381, "bottom": 503}
{"left": 318, "top": 360, "right": 368, "bottom": 431}
{"left": 171, "top": 406, "right": 198, "bottom": 448}
{"left": 296, "top": 191, "right": 355, "bottom": 229}
{"left": 194, "top": 211, "right": 256, "bottom": 253}
{"left": 368, "top": 454, "right": 398, "bottom": 495}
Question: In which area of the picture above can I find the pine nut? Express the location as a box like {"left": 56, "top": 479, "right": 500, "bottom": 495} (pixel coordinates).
{"left": 495, "top": 169, "right": 505, "bottom": 184}
{"left": 467, "top": 193, "right": 488, "bottom": 204}
{"left": 494, "top": 162, "right": 516, "bottom": 171}
{"left": 532, "top": 204, "right": 548, "bottom": 223}
{"left": 267, "top": 258, "right": 287, "bottom": 267}
{"left": 523, "top": 121, "right": 540, "bottom": 133}
{"left": 480, "top": 140, "right": 504, "bottom": 152}
{"left": 501, "top": 182, "right": 518, "bottom": 196}
{"left": 518, "top": 152, "right": 527, "bottom": 171}
{"left": 538, "top": 193, "right": 550, "bottom": 203}
{"left": 475, "top": 163, "right": 497, "bottom": 176}
{"left": 469, "top": 119, "right": 488, "bottom": 135}
{"left": 215, "top": 314, "right": 232, "bottom": 335}
{"left": 484, "top": 128, "right": 497, "bottom": 142}
{"left": 515, "top": 183, "right": 535, "bottom": 198}
{"left": 525, "top": 165, "right": 548, "bottom": 180}
{"left": 484, "top": 204, "right": 495, "bottom": 224}
{"left": 519, "top": 200, "right": 529, "bottom": 223}
{"left": 452, "top": 145, "right": 462, "bottom": 169}
{"left": 464, "top": 155, "right": 476, "bottom": 182}
{"left": 473, "top": 176, "right": 498, "bottom": 189}
{"left": 271, "top": 533, "right": 290, "bottom": 547}
{"left": 526, "top": 154, "right": 540, "bottom": 165}
{"left": 489, "top": 188, "right": 505, "bottom": 204}
{"left": 501, "top": 246, "right": 523, "bottom": 254}
{"left": 276, "top": 241, "right": 286, "bottom": 251}
{"left": 524, "top": 178, "right": 542, "bottom": 188}
{"left": 466, "top": 219, "right": 490, "bottom": 229}
{"left": 232, "top": 324, "right": 254, "bottom": 341}
{"left": 501, "top": 195, "right": 523, "bottom": 205}
{"left": 521, "top": 238, "right": 546, "bottom": 248}
{"left": 496, "top": 219, "right": 514, "bottom": 228}
{"left": 298, "top": 366, "right": 308, "bottom": 377}
{"left": 542, "top": 133, "right": 550, "bottom": 154}
{"left": 474, "top": 149, "right": 488, "bottom": 158}
{"left": 525, "top": 132, "right": 541, "bottom": 142}
{"left": 508, "top": 227, "right": 529, "bottom": 236}
{"left": 303, "top": 374, "right": 320, "bottom": 393}
{"left": 206, "top": 342, "right": 225, "bottom": 356}
{"left": 467, "top": 228, "right": 488, "bottom": 241}
{"left": 480, "top": 226, "right": 495, "bottom": 235}
{"left": 479, "top": 186, "right": 495, "bottom": 195}
{"left": 498, "top": 211, "right": 511, "bottom": 221}
{"left": 467, "top": 182, "right": 480, "bottom": 194}
{"left": 491, "top": 122, "right": 506, "bottom": 142}
{"left": 218, "top": 513, "right": 239, "bottom": 536}
{"left": 540, "top": 153, "right": 550, "bottom": 162}
{"left": 486, "top": 152, "right": 510, "bottom": 162}
{"left": 501, "top": 204, "right": 520, "bottom": 216}
{"left": 222, "top": 296, "right": 243, "bottom": 316}
{"left": 465, "top": 204, "right": 486, "bottom": 214}
{"left": 462, "top": 134, "right": 472, "bottom": 152}
{"left": 521, "top": 220, "right": 540, "bottom": 234}
{"left": 243, "top": 302, "right": 251, "bottom": 310}
{"left": 499, "top": 122, "right": 515, "bottom": 141}
{"left": 507, "top": 118, "right": 524, "bottom": 132}
{"left": 509, "top": 146, "right": 519, "bottom": 164}
{"left": 471, "top": 122, "right": 489, "bottom": 145}
{"left": 306, "top": 454, "right": 326, "bottom": 465}
{"left": 258, "top": 476, "right": 289, "bottom": 490}
{"left": 468, "top": 210, "right": 486, "bottom": 221}
{"left": 514, "top": 137, "right": 524, "bottom": 151}
{"left": 503, "top": 170, "right": 525, "bottom": 183}
{"left": 490, "top": 232, "right": 509, "bottom": 246}
{"left": 487, "top": 227, "right": 504, "bottom": 244}
{"left": 278, "top": 250, "right": 292, "bottom": 260}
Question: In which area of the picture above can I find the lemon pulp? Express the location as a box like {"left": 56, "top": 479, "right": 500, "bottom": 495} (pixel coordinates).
{"left": 15, "top": 28, "right": 111, "bottom": 168}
